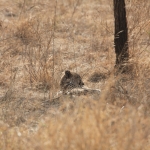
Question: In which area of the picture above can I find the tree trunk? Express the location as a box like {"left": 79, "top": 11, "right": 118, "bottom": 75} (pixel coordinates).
{"left": 114, "top": 0, "right": 129, "bottom": 71}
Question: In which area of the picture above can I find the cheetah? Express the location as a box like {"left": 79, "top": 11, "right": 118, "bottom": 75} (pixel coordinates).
{"left": 60, "top": 70, "right": 84, "bottom": 93}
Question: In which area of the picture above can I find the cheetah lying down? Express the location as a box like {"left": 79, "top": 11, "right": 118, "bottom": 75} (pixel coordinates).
{"left": 57, "top": 70, "right": 101, "bottom": 97}
{"left": 47, "top": 70, "right": 101, "bottom": 108}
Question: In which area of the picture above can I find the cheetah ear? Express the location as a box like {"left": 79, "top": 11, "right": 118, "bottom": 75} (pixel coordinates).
{"left": 65, "top": 70, "right": 72, "bottom": 78}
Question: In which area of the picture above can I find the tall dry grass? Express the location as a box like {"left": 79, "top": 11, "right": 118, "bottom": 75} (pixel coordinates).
{"left": 0, "top": 0, "right": 150, "bottom": 149}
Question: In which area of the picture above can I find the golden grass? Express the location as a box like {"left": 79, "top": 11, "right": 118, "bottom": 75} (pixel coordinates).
{"left": 0, "top": 0, "right": 150, "bottom": 149}
{"left": 1, "top": 100, "right": 150, "bottom": 150}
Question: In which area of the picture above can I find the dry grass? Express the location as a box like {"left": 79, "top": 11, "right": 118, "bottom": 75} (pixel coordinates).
{"left": 0, "top": 0, "right": 150, "bottom": 149}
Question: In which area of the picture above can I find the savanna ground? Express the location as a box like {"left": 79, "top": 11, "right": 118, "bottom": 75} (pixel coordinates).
{"left": 0, "top": 0, "right": 150, "bottom": 149}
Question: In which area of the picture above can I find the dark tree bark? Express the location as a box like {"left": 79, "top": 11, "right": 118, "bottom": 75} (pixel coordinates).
{"left": 114, "top": 0, "right": 129, "bottom": 71}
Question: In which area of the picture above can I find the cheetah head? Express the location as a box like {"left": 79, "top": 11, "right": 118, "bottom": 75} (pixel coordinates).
{"left": 60, "top": 70, "right": 84, "bottom": 91}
